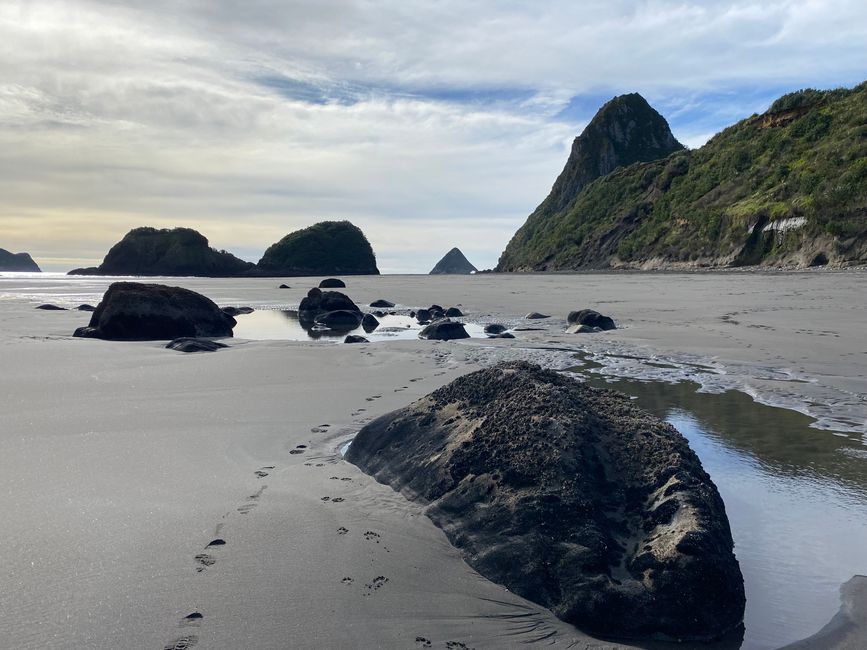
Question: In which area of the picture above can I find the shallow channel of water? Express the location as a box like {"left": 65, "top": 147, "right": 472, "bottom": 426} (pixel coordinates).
{"left": 576, "top": 371, "right": 867, "bottom": 650}
{"left": 232, "top": 309, "right": 487, "bottom": 342}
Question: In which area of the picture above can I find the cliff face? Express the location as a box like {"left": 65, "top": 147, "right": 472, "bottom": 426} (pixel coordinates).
{"left": 257, "top": 220, "right": 379, "bottom": 276}
{"left": 68, "top": 227, "right": 253, "bottom": 277}
{"left": 497, "top": 93, "right": 684, "bottom": 271}
{"left": 0, "top": 249, "right": 41, "bottom": 272}
{"left": 430, "top": 247, "right": 477, "bottom": 274}
{"left": 496, "top": 83, "right": 867, "bottom": 271}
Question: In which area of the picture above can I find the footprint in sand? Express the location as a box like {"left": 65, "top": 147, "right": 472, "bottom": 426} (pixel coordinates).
{"left": 237, "top": 503, "right": 257, "bottom": 514}
{"left": 337, "top": 527, "right": 349, "bottom": 535}
{"left": 445, "top": 642, "right": 474, "bottom": 650}
{"left": 289, "top": 445, "right": 306, "bottom": 455}
{"left": 363, "top": 576, "right": 389, "bottom": 595}
{"left": 248, "top": 485, "right": 267, "bottom": 500}
{"left": 341, "top": 577, "right": 354, "bottom": 584}
{"left": 164, "top": 635, "right": 198, "bottom": 650}
{"left": 415, "top": 637, "right": 432, "bottom": 648}
{"left": 332, "top": 497, "right": 345, "bottom": 503}
{"left": 194, "top": 553, "right": 216, "bottom": 571}
{"left": 255, "top": 469, "right": 270, "bottom": 478}
{"left": 363, "top": 531, "right": 381, "bottom": 543}
{"left": 207, "top": 538, "right": 226, "bottom": 548}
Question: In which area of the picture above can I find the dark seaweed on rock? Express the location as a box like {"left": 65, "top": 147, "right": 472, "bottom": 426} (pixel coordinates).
{"left": 346, "top": 361, "right": 745, "bottom": 641}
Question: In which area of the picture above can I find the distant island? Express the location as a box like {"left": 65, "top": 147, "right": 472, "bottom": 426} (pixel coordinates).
{"left": 0, "top": 248, "right": 41, "bottom": 272}
{"left": 69, "top": 220, "right": 379, "bottom": 277}
{"left": 430, "top": 248, "right": 477, "bottom": 274}
{"left": 497, "top": 82, "right": 867, "bottom": 271}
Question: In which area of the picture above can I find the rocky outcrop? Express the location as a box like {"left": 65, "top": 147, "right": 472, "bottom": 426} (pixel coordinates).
{"left": 0, "top": 249, "right": 41, "bottom": 272}
{"left": 73, "top": 282, "right": 235, "bottom": 340}
{"left": 68, "top": 227, "right": 253, "bottom": 277}
{"left": 166, "top": 337, "right": 228, "bottom": 353}
{"left": 568, "top": 309, "right": 616, "bottom": 331}
{"left": 430, "top": 248, "right": 478, "bottom": 275}
{"left": 497, "top": 94, "right": 684, "bottom": 272}
{"left": 495, "top": 83, "right": 867, "bottom": 271}
{"left": 257, "top": 221, "right": 379, "bottom": 276}
{"left": 297, "top": 287, "right": 360, "bottom": 322}
{"left": 418, "top": 320, "right": 469, "bottom": 341}
{"left": 346, "top": 362, "right": 745, "bottom": 641}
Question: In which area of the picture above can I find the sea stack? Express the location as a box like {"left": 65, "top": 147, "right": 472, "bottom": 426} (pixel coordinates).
{"left": 347, "top": 361, "right": 745, "bottom": 641}
{"left": 257, "top": 221, "right": 379, "bottom": 276}
{"left": 67, "top": 227, "right": 253, "bottom": 277}
{"left": 0, "top": 248, "right": 41, "bottom": 272}
{"left": 429, "top": 248, "right": 477, "bottom": 274}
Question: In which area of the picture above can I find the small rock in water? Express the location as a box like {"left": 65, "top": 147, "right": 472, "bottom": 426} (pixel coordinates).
{"left": 362, "top": 313, "right": 380, "bottom": 332}
{"left": 483, "top": 323, "right": 507, "bottom": 335}
{"left": 418, "top": 320, "right": 469, "bottom": 341}
{"left": 319, "top": 278, "right": 346, "bottom": 288}
{"left": 525, "top": 312, "right": 549, "bottom": 319}
{"left": 314, "top": 310, "right": 363, "bottom": 330}
{"left": 278, "top": 284, "right": 290, "bottom": 289}
{"left": 565, "top": 324, "right": 601, "bottom": 334}
{"left": 36, "top": 304, "right": 67, "bottom": 310}
{"left": 75, "top": 304, "right": 96, "bottom": 312}
{"left": 488, "top": 332, "right": 515, "bottom": 339}
{"left": 370, "top": 299, "right": 395, "bottom": 308}
{"left": 344, "top": 335, "right": 369, "bottom": 344}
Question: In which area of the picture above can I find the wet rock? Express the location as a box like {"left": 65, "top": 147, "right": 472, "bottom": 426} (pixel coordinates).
{"left": 416, "top": 308, "right": 432, "bottom": 323}
{"left": 36, "top": 304, "right": 67, "bottom": 310}
{"left": 525, "top": 312, "right": 549, "bottom": 319}
{"left": 319, "top": 278, "right": 346, "bottom": 288}
{"left": 344, "top": 335, "right": 369, "bottom": 344}
{"left": 221, "top": 306, "right": 254, "bottom": 317}
{"left": 488, "top": 332, "right": 515, "bottom": 339}
{"left": 484, "top": 323, "right": 508, "bottom": 335}
{"left": 445, "top": 307, "right": 463, "bottom": 317}
{"left": 418, "top": 319, "right": 470, "bottom": 341}
{"left": 76, "top": 304, "right": 96, "bottom": 312}
{"left": 779, "top": 575, "right": 867, "bottom": 649}
{"left": 299, "top": 288, "right": 360, "bottom": 321}
{"left": 278, "top": 284, "right": 290, "bottom": 289}
{"left": 346, "top": 361, "right": 745, "bottom": 641}
{"left": 429, "top": 304, "right": 444, "bottom": 312}
{"left": 314, "top": 310, "right": 362, "bottom": 330}
{"left": 72, "top": 326, "right": 99, "bottom": 338}
{"left": 370, "top": 299, "right": 395, "bottom": 308}
{"left": 362, "top": 313, "right": 380, "bottom": 333}
{"left": 568, "top": 309, "right": 616, "bottom": 331}
{"left": 73, "top": 282, "right": 235, "bottom": 341}
{"left": 166, "top": 337, "right": 228, "bottom": 353}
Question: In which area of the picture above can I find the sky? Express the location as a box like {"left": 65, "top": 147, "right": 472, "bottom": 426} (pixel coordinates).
{"left": 1, "top": 1, "right": 866, "bottom": 273}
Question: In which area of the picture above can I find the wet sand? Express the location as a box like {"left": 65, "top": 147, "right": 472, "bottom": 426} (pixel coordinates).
{"left": 0, "top": 270, "right": 865, "bottom": 648}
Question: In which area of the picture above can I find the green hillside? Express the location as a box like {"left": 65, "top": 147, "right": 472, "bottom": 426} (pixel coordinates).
{"left": 497, "top": 82, "right": 867, "bottom": 270}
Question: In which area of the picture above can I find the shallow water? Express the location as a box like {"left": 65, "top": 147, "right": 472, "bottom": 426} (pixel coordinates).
{"left": 233, "top": 309, "right": 487, "bottom": 342}
{"left": 579, "top": 372, "right": 867, "bottom": 650}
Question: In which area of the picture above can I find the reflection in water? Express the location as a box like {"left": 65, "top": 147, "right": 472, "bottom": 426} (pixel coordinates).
{"left": 233, "top": 309, "right": 487, "bottom": 342}
{"left": 581, "top": 374, "right": 867, "bottom": 650}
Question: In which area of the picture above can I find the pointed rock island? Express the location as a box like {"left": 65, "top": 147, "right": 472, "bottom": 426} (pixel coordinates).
{"left": 429, "top": 247, "right": 478, "bottom": 274}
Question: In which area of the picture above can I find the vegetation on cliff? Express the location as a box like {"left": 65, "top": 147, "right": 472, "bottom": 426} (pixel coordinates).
{"left": 497, "top": 83, "right": 867, "bottom": 270}
{"left": 257, "top": 220, "right": 379, "bottom": 276}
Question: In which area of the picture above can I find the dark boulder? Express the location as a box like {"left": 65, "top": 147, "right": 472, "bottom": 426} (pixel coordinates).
{"left": 346, "top": 362, "right": 745, "bottom": 641}
{"left": 484, "top": 323, "right": 508, "bottom": 335}
{"left": 429, "top": 304, "right": 444, "bottom": 312}
{"left": 344, "top": 335, "right": 369, "bottom": 344}
{"left": 68, "top": 266, "right": 100, "bottom": 275}
{"left": 370, "top": 299, "right": 395, "bottom": 308}
{"left": 278, "top": 284, "right": 290, "bottom": 289}
{"left": 36, "top": 304, "right": 67, "bottom": 310}
{"left": 73, "top": 326, "right": 98, "bottom": 338}
{"left": 221, "top": 306, "right": 254, "bottom": 317}
{"left": 418, "top": 319, "right": 470, "bottom": 341}
{"left": 362, "top": 313, "right": 380, "bottom": 333}
{"left": 373, "top": 310, "right": 385, "bottom": 318}
{"left": 298, "top": 288, "right": 360, "bottom": 320}
{"left": 525, "top": 312, "right": 549, "bottom": 319}
{"left": 76, "top": 304, "right": 96, "bottom": 312}
{"left": 166, "top": 338, "right": 228, "bottom": 353}
{"left": 319, "top": 278, "right": 346, "bottom": 288}
{"left": 415, "top": 308, "right": 432, "bottom": 323}
{"left": 568, "top": 309, "right": 616, "bottom": 331}
{"left": 73, "top": 282, "right": 235, "bottom": 341}
{"left": 314, "top": 310, "right": 362, "bottom": 330}
{"left": 488, "top": 332, "right": 515, "bottom": 339}
{"left": 445, "top": 307, "right": 463, "bottom": 317}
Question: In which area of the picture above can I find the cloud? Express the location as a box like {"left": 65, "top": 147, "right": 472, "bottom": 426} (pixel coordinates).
{"left": 1, "top": 1, "right": 866, "bottom": 271}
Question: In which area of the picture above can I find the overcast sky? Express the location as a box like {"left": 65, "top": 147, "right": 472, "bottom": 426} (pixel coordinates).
{"left": 2, "top": 1, "right": 866, "bottom": 273}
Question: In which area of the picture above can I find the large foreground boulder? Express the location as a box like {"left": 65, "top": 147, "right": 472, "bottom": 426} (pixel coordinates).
{"left": 74, "top": 282, "right": 235, "bottom": 340}
{"left": 346, "top": 361, "right": 745, "bottom": 641}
